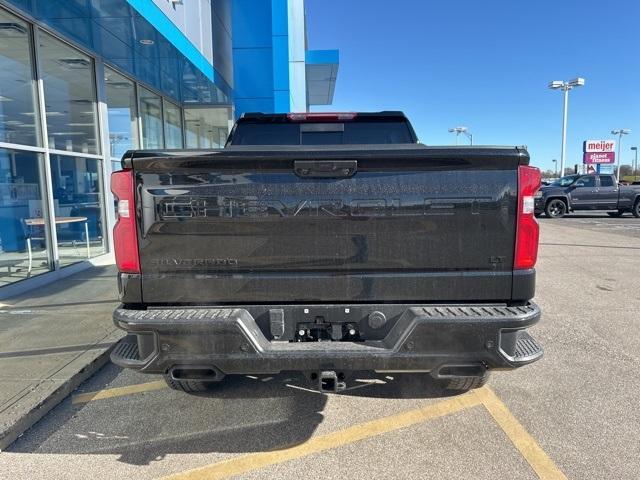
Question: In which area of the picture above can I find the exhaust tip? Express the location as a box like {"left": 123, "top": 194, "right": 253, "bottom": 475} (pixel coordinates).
{"left": 169, "top": 365, "right": 225, "bottom": 382}
{"left": 435, "top": 364, "right": 486, "bottom": 379}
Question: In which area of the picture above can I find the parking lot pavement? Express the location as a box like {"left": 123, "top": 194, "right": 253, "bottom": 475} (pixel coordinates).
{"left": 1, "top": 217, "right": 639, "bottom": 479}
{"left": 539, "top": 211, "right": 640, "bottom": 239}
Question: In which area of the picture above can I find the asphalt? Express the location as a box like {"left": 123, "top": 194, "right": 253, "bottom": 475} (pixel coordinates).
{"left": 1, "top": 214, "right": 639, "bottom": 479}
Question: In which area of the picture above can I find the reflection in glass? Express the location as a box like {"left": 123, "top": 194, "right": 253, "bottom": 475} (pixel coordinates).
{"left": 49, "top": 154, "right": 106, "bottom": 267}
{"left": 38, "top": 31, "right": 99, "bottom": 154}
{"left": 163, "top": 99, "right": 183, "bottom": 149}
{"left": 105, "top": 67, "right": 138, "bottom": 160}
{"left": 0, "top": 9, "right": 41, "bottom": 146}
{"left": 139, "top": 87, "right": 163, "bottom": 149}
{"left": 0, "top": 148, "right": 51, "bottom": 286}
{"left": 184, "top": 107, "right": 230, "bottom": 149}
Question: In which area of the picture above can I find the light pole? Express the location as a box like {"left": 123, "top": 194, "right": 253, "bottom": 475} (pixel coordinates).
{"left": 448, "top": 126, "right": 473, "bottom": 145}
{"left": 552, "top": 159, "right": 558, "bottom": 177}
{"left": 548, "top": 78, "right": 585, "bottom": 177}
{"left": 610, "top": 129, "right": 631, "bottom": 180}
{"left": 632, "top": 146, "right": 638, "bottom": 181}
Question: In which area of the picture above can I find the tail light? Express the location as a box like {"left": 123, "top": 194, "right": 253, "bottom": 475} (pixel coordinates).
{"left": 111, "top": 169, "right": 140, "bottom": 274}
{"left": 514, "top": 165, "right": 541, "bottom": 270}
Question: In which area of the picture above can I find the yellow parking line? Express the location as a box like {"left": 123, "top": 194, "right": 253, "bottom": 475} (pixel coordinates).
{"left": 473, "top": 387, "right": 567, "bottom": 480}
{"left": 161, "top": 392, "right": 482, "bottom": 480}
{"left": 72, "top": 380, "right": 168, "bottom": 404}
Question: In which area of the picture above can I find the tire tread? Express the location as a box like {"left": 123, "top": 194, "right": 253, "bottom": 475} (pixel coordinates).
{"left": 445, "top": 372, "right": 490, "bottom": 391}
{"left": 163, "top": 374, "right": 217, "bottom": 393}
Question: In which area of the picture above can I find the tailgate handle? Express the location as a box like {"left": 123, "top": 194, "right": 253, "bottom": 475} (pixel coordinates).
{"left": 294, "top": 160, "right": 357, "bottom": 178}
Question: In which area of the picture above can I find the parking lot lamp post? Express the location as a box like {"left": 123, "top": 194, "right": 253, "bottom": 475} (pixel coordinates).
{"left": 448, "top": 126, "right": 473, "bottom": 145}
{"left": 552, "top": 159, "right": 557, "bottom": 177}
{"left": 632, "top": 147, "right": 638, "bottom": 181}
{"left": 548, "top": 78, "right": 585, "bottom": 177}
{"left": 610, "top": 129, "right": 631, "bottom": 180}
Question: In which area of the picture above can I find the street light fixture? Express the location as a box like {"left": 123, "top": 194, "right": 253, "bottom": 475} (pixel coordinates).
{"left": 610, "top": 129, "right": 631, "bottom": 180}
{"left": 631, "top": 146, "right": 638, "bottom": 182}
{"left": 548, "top": 77, "right": 585, "bottom": 177}
{"left": 552, "top": 159, "right": 558, "bottom": 177}
{"left": 448, "top": 126, "right": 473, "bottom": 145}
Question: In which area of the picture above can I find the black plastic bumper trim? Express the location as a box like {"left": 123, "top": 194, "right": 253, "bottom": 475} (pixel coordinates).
{"left": 111, "top": 302, "right": 542, "bottom": 375}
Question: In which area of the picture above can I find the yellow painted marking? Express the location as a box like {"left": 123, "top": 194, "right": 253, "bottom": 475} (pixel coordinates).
{"left": 162, "top": 393, "right": 481, "bottom": 480}
{"left": 72, "top": 380, "right": 168, "bottom": 404}
{"left": 473, "top": 387, "right": 567, "bottom": 480}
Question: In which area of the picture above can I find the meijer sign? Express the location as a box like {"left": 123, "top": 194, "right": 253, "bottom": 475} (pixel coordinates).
{"left": 583, "top": 139, "right": 615, "bottom": 153}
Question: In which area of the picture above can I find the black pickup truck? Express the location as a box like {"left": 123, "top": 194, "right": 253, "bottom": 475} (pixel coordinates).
{"left": 109, "top": 112, "right": 543, "bottom": 394}
{"left": 535, "top": 173, "right": 640, "bottom": 218}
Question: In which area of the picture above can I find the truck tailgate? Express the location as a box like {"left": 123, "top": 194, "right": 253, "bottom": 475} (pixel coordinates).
{"left": 129, "top": 146, "right": 526, "bottom": 304}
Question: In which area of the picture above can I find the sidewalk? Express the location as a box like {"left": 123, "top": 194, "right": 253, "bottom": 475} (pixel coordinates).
{"left": 0, "top": 265, "right": 123, "bottom": 450}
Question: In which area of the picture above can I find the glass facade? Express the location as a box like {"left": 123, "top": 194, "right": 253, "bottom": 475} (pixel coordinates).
{"left": 185, "top": 107, "right": 230, "bottom": 148}
{"left": 49, "top": 154, "right": 106, "bottom": 266}
{"left": 0, "top": 9, "right": 40, "bottom": 147}
{"left": 105, "top": 67, "right": 138, "bottom": 161}
{"left": 0, "top": 4, "right": 234, "bottom": 290}
{"left": 163, "top": 100, "right": 184, "bottom": 149}
{"left": 139, "top": 87, "right": 163, "bottom": 149}
{"left": 0, "top": 148, "right": 51, "bottom": 286}
{"left": 38, "top": 31, "right": 100, "bottom": 154}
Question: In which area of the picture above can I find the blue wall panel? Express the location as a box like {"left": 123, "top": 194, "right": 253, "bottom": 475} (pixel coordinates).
{"left": 231, "top": 0, "right": 272, "bottom": 48}
{"left": 271, "top": 35, "right": 289, "bottom": 92}
{"left": 232, "top": 0, "right": 290, "bottom": 116}
{"left": 233, "top": 49, "right": 275, "bottom": 99}
{"left": 273, "top": 90, "right": 290, "bottom": 113}
{"left": 234, "top": 98, "right": 275, "bottom": 115}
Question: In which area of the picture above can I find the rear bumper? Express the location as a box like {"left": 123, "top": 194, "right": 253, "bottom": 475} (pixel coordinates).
{"left": 111, "top": 303, "right": 543, "bottom": 376}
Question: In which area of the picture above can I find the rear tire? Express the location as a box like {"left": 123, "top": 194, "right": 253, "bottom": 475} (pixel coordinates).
{"left": 163, "top": 373, "right": 222, "bottom": 394}
{"left": 633, "top": 200, "right": 640, "bottom": 218}
{"left": 545, "top": 199, "right": 567, "bottom": 218}
{"left": 444, "top": 371, "right": 490, "bottom": 391}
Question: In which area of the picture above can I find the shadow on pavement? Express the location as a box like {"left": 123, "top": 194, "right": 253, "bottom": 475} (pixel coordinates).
{"left": 9, "top": 366, "right": 457, "bottom": 465}
{"left": 338, "top": 372, "right": 463, "bottom": 399}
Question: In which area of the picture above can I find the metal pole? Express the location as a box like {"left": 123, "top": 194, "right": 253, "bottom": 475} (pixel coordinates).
{"left": 615, "top": 132, "right": 622, "bottom": 181}
{"left": 560, "top": 86, "right": 569, "bottom": 177}
{"left": 634, "top": 148, "right": 638, "bottom": 181}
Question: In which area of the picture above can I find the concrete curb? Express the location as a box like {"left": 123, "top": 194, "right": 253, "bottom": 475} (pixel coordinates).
{"left": 0, "top": 342, "right": 117, "bottom": 451}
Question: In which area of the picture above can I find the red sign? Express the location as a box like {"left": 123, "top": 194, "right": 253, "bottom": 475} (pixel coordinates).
{"left": 583, "top": 152, "right": 615, "bottom": 164}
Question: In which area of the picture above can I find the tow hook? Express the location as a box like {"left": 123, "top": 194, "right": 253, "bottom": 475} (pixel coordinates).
{"left": 318, "top": 370, "right": 346, "bottom": 393}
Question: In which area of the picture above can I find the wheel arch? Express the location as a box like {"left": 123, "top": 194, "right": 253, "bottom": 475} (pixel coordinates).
{"left": 545, "top": 195, "right": 570, "bottom": 210}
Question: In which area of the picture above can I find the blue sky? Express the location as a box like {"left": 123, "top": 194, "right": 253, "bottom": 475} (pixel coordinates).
{"left": 305, "top": 0, "right": 640, "bottom": 172}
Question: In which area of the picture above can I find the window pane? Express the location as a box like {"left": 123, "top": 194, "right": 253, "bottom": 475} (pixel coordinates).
{"left": 600, "top": 176, "right": 614, "bottom": 187}
{"left": 38, "top": 32, "right": 99, "bottom": 154}
{"left": 49, "top": 154, "right": 106, "bottom": 267}
{"left": 184, "top": 107, "right": 229, "bottom": 148}
{"left": 0, "top": 148, "right": 51, "bottom": 285}
{"left": 0, "top": 9, "right": 41, "bottom": 146}
{"left": 105, "top": 67, "right": 138, "bottom": 160}
{"left": 163, "top": 100, "right": 183, "bottom": 149}
{"left": 577, "top": 176, "right": 595, "bottom": 187}
{"left": 139, "top": 87, "right": 163, "bottom": 149}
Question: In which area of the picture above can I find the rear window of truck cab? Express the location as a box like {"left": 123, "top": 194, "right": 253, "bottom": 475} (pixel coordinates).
{"left": 230, "top": 120, "right": 415, "bottom": 145}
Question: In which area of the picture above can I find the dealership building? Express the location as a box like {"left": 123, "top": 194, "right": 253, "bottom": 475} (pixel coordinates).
{"left": 0, "top": 0, "right": 338, "bottom": 296}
